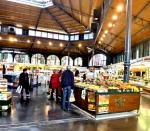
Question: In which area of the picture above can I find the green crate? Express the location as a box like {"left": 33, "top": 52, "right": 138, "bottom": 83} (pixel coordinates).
{"left": 0, "top": 98, "right": 12, "bottom": 105}
{"left": 0, "top": 104, "right": 11, "bottom": 111}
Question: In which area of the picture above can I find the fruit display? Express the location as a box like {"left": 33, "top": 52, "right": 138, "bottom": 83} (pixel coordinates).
{"left": 75, "top": 80, "right": 140, "bottom": 93}
{"left": 98, "top": 106, "right": 109, "bottom": 113}
{"left": 99, "top": 95, "right": 109, "bottom": 105}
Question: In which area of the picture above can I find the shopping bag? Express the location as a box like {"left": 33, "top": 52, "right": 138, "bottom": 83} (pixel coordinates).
{"left": 81, "top": 88, "right": 86, "bottom": 100}
{"left": 16, "top": 85, "right": 22, "bottom": 94}
{"left": 69, "top": 92, "right": 75, "bottom": 102}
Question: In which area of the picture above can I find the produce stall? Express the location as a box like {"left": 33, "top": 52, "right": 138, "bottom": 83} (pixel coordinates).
{"left": 74, "top": 80, "right": 140, "bottom": 116}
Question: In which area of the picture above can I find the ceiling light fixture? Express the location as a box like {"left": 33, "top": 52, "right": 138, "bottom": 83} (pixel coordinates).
{"left": 60, "top": 43, "right": 63, "bottom": 47}
{"left": 108, "top": 23, "right": 113, "bottom": 27}
{"left": 101, "top": 38, "right": 103, "bottom": 41}
{"left": 99, "top": 41, "right": 101, "bottom": 44}
{"left": 103, "top": 34, "right": 106, "bottom": 37}
{"left": 37, "top": 41, "right": 41, "bottom": 44}
{"left": 16, "top": 24, "right": 22, "bottom": 27}
{"left": 117, "top": 5, "right": 123, "bottom": 11}
{"left": 14, "top": 38, "right": 17, "bottom": 41}
{"left": 78, "top": 44, "right": 82, "bottom": 47}
{"left": 0, "top": 37, "right": 2, "bottom": 40}
{"left": 27, "top": 40, "right": 30, "bottom": 43}
{"left": 104, "top": 30, "right": 108, "bottom": 34}
{"left": 9, "top": 37, "right": 14, "bottom": 42}
{"left": 49, "top": 42, "right": 52, "bottom": 46}
{"left": 112, "top": 15, "right": 117, "bottom": 20}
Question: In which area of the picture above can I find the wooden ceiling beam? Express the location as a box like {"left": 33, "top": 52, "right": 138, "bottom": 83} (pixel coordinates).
{"left": 0, "top": 2, "right": 41, "bottom": 12}
{"left": 53, "top": 1, "right": 88, "bottom": 30}
{"left": 114, "top": 23, "right": 150, "bottom": 51}
{"left": 45, "top": 8, "right": 68, "bottom": 34}
{"left": 105, "top": 1, "right": 150, "bottom": 50}
{"left": 29, "top": 9, "right": 43, "bottom": 52}
{"left": 92, "top": 0, "right": 113, "bottom": 51}
{"left": 134, "top": 1, "right": 150, "bottom": 19}
{"left": 53, "top": 3, "right": 92, "bottom": 18}
{"left": 88, "top": 0, "right": 93, "bottom": 28}
{"left": 59, "top": 0, "right": 75, "bottom": 31}
{"left": 68, "top": 0, "right": 73, "bottom": 17}
{"left": 78, "top": 0, "right": 82, "bottom": 23}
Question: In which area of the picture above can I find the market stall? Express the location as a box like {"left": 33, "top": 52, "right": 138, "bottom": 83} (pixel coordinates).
{"left": 74, "top": 80, "right": 140, "bottom": 116}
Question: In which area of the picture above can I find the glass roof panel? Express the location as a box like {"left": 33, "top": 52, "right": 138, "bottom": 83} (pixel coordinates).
{"left": 6, "top": 0, "right": 53, "bottom": 8}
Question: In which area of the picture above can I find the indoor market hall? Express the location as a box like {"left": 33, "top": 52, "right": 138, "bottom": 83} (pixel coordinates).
{"left": 0, "top": 0, "right": 150, "bottom": 131}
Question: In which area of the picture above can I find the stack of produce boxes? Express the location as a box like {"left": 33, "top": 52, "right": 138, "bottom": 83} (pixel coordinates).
{"left": 0, "top": 79, "right": 12, "bottom": 111}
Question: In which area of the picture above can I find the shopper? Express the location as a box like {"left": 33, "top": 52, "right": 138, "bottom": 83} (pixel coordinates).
{"left": 19, "top": 68, "right": 30, "bottom": 99}
{"left": 61, "top": 65, "right": 74, "bottom": 111}
{"left": 50, "top": 69, "right": 62, "bottom": 102}
{"left": 74, "top": 68, "right": 79, "bottom": 77}
{"left": 82, "top": 71, "right": 87, "bottom": 81}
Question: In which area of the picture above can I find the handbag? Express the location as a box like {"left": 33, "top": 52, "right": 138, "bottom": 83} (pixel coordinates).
{"left": 16, "top": 85, "right": 22, "bottom": 94}
{"left": 69, "top": 92, "right": 75, "bottom": 102}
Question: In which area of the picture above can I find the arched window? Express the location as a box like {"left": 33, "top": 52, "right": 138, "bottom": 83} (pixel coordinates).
{"left": 89, "top": 54, "right": 106, "bottom": 66}
{"left": 0, "top": 53, "right": 13, "bottom": 62}
{"left": 14, "top": 54, "right": 29, "bottom": 63}
{"left": 31, "top": 53, "right": 45, "bottom": 64}
{"left": 47, "top": 55, "right": 60, "bottom": 65}
{"left": 74, "top": 57, "right": 82, "bottom": 66}
{"left": 61, "top": 56, "right": 73, "bottom": 66}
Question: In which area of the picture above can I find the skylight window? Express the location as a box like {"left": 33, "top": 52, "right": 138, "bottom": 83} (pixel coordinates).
{"left": 6, "top": 0, "right": 53, "bottom": 8}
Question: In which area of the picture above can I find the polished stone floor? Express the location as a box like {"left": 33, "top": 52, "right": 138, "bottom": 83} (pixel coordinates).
{"left": 0, "top": 86, "right": 150, "bottom": 131}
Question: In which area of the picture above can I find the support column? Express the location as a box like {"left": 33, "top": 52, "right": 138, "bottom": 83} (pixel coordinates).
{"left": 124, "top": 0, "right": 132, "bottom": 82}
{"left": 68, "top": 36, "right": 71, "bottom": 65}
{"left": 92, "top": 50, "right": 94, "bottom": 66}
{"left": 12, "top": 52, "right": 15, "bottom": 62}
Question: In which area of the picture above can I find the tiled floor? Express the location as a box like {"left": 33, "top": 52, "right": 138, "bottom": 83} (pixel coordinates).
{"left": 0, "top": 86, "right": 150, "bottom": 131}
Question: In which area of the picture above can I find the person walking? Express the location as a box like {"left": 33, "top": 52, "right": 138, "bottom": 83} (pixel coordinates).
{"left": 61, "top": 65, "right": 74, "bottom": 111}
{"left": 19, "top": 68, "right": 30, "bottom": 99}
{"left": 50, "top": 69, "right": 62, "bottom": 102}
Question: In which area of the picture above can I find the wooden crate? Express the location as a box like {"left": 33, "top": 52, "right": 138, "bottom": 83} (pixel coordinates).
{"left": 0, "top": 92, "right": 12, "bottom": 101}
{"left": 0, "top": 79, "right": 7, "bottom": 92}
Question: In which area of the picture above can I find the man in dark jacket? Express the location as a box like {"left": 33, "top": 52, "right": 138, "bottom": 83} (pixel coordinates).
{"left": 61, "top": 65, "right": 74, "bottom": 111}
{"left": 19, "top": 68, "right": 30, "bottom": 98}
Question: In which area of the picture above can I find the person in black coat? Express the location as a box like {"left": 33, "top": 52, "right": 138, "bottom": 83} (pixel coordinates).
{"left": 74, "top": 68, "right": 79, "bottom": 77}
{"left": 19, "top": 68, "right": 30, "bottom": 98}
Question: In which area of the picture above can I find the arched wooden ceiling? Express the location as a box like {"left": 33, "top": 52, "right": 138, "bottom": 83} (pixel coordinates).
{"left": 0, "top": 0, "right": 149, "bottom": 55}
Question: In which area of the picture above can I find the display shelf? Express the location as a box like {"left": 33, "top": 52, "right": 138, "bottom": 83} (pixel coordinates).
{"left": 98, "top": 104, "right": 109, "bottom": 107}
{"left": 88, "top": 102, "right": 95, "bottom": 104}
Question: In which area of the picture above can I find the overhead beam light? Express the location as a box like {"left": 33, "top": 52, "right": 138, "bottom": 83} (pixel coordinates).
{"left": 112, "top": 15, "right": 117, "bottom": 20}
{"left": 14, "top": 38, "right": 17, "bottom": 41}
{"left": 0, "top": 37, "right": 2, "bottom": 40}
{"left": 104, "top": 30, "right": 108, "bottom": 34}
{"left": 49, "top": 42, "right": 52, "bottom": 46}
{"left": 117, "top": 5, "right": 123, "bottom": 11}
{"left": 103, "top": 34, "right": 106, "bottom": 37}
{"left": 9, "top": 37, "right": 14, "bottom": 42}
{"left": 27, "top": 40, "right": 30, "bottom": 43}
{"left": 37, "top": 41, "right": 41, "bottom": 44}
{"left": 78, "top": 44, "right": 82, "bottom": 47}
{"left": 108, "top": 23, "right": 115, "bottom": 27}
{"left": 60, "top": 43, "right": 63, "bottom": 47}
{"left": 108, "top": 23, "right": 112, "bottom": 27}
{"left": 16, "top": 24, "right": 22, "bottom": 27}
